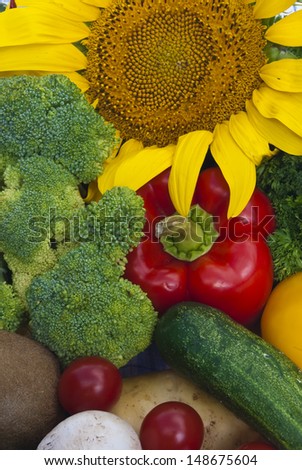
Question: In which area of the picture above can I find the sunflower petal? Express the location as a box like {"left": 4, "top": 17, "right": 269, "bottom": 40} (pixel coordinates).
{"left": 0, "top": 70, "right": 47, "bottom": 78}
{"left": 253, "top": 0, "right": 296, "bottom": 19}
{"left": 229, "top": 112, "right": 273, "bottom": 166}
{"left": 265, "top": 10, "right": 302, "bottom": 47}
{"left": 98, "top": 140, "right": 174, "bottom": 194}
{"left": 113, "top": 139, "right": 144, "bottom": 161}
{"left": 15, "top": 1, "right": 101, "bottom": 21}
{"left": 246, "top": 99, "right": 302, "bottom": 155}
{"left": 167, "top": 131, "right": 213, "bottom": 217}
{"left": 211, "top": 123, "right": 256, "bottom": 219}
{"left": 253, "top": 86, "right": 302, "bottom": 137}
{"left": 0, "top": 43, "right": 87, "bottom": 72}
{"left": 64, "top": 72, "right": 90, "bottom": 91}
{"left": 54, "top": 0, "right": 102, "bottom": 21}
{"left": 0, "top": 8, "right": 90, "bottom": 47}
{"left": 0, "top": 69, "right": 89, "bottom": 91}
{"left": 260, "top": 59, "right": 302, "bottom": 92}
{"left": 84, "top": 179, "right": 102, "bottom": 203}
{"left": 82, "top": 0, "right": 112, "bottom": 7}
{"left": 98, "top": 139, "right": 143, "bottom": 193}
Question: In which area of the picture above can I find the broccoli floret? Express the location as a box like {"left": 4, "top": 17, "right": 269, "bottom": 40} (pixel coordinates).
{"left": 257, "top": 153, "right": 302, "bottom": 282}
{"left": 26, "top": 187, "right": 158, "bottom": 368}
{"left": 76, "top": 185, "right": 146, "bottom": 252}
{"left": 0, "top": 74, "right": 118, "bottom": 183}
{"left": 0, "top": 155, "right": 84, "bottom": 302}
{"left": 0, "top": 282, "right": 25, "bottom": 332}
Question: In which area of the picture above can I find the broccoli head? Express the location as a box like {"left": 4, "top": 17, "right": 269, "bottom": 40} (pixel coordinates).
{"left": 76, "top": 183, "right": 146, "bottom": 252}
{"left": 26, "top": 187, "right": 158, "bottom": 368}
{"left": 0, "top": 74, "right": 118, "bottom": 183}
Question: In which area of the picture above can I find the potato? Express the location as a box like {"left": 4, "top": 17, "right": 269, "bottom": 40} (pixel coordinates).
{"left": 0, "top": 331, "right": 66, "bottom": 449}
{"left": 111, "top": 369, "right": 260, "bottom": 450}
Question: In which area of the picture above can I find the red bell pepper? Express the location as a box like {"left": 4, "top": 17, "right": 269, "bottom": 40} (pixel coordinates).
{"left": 124, "top": 166, "right": 276, "bottom": 326}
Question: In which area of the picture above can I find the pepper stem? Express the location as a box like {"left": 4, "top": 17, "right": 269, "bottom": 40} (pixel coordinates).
{"left": 155, "top": 205, "right": 218, "bottom": 261}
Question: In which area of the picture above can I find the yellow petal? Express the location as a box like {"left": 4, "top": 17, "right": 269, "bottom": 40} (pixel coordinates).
{"left": 64, "top": 72, "right": 90, "bottom": 92}
{"left": 246, "top": 99, "right": 302, "bottom": 155}
{"left": 98, "top": 140, "right": 174, "bottom": 194}
{"left": 253, "top": 86, "right": 302, "bottom": 137}
{"left": 210, "top": 123, "right": 256, "bottom": 219}
{"left": 113, "top": 139, "right": 144, "bottom": 161}
{"left": 229, "top": 112, "right": 273, "bottom": 166}
{"left": 98, "top": 139, "right": 143, "bottom": 193}
{"left": 253, "top": 0, "right": 296, "bottom": 19}
{"left": 0, "top": 43, "right": 86, "bottom": 72}
{"left": 0, "top": 8, "right": 90, "bottom": 47}
{"left": 82, "top": 0, "right": 112, "bottom": 7}
{"left": 260, "top": 59, "right": 302, "bottom": 92}
{"left": 0, "top": 70, "right": 48, "bottom": 78}
{"left": 84, "top": 179, "right": 102, "bottom": 203}
{"left": 265, "top": 10, "right": 302, "bottom": 47}
{"left": 168, "top": 131, "right": 213, "bottom": 217}
{"left": 15, "top": 0, "right": 101, "bottom": 21}
{"left": 53, "top": 0, "right": 102, "bottom": 21}
{"left": 0, "top": 69, "right": 89, "bottom": 91}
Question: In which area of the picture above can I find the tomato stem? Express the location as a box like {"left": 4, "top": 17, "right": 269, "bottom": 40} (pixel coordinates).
{"left": 155, "top": 204, "right": 218, "bottom": 261}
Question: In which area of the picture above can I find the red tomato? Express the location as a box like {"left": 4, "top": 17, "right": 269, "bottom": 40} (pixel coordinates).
{"left": 238, "top": 441, "right": 276, "bottom": 450}
{"left": 58, "top": 356, "right": 122, "bottom": 414}
{"left": 139, "top": 401, "right": 204, "bottom": 450}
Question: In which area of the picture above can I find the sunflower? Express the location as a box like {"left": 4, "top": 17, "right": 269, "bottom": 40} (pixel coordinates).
{"left": 1, "top": 0, "right": 302, "bottom": 217}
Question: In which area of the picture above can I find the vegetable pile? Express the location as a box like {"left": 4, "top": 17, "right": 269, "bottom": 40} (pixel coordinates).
{"left": 1, "top": 71, "right": 302, "bottom": 451}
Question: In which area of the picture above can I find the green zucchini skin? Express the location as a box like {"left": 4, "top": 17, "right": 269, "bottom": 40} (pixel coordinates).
{"left": 154, "top": 302, "right": 302, "bottom": 450}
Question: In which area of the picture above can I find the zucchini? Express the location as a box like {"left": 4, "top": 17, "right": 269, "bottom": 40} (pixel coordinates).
{"left": 154, "top": 301, "right": 302, "bottom": 449}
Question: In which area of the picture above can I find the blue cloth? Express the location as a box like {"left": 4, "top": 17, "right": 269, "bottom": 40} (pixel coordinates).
{"left": 120, "top": 342, "right": 169, "bottom": 378}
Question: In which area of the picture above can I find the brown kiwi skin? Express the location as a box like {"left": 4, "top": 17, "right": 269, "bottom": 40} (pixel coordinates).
{"left": 0, "top": 331, "right": 66, "bottom": 450}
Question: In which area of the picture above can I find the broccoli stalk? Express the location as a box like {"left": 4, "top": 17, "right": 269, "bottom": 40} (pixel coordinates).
{"left": 26, "top": 187, "right": 158, "bottom": 369}
{"left": 256, "top": 153, "right": 302, "bottom": 282}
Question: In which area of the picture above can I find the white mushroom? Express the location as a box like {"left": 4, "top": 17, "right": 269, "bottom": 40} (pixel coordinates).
{"left": 37, "top": 410, "right": 142, "bottom": 450}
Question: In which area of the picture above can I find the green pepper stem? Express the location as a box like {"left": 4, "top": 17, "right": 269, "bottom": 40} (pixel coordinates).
{"left": 155, "top": 205, "right": 219, "bottom": 261}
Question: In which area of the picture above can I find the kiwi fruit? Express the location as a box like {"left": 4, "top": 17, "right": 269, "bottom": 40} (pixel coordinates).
{"left": 0, "top": 331, "right": 66, "bottom": 449}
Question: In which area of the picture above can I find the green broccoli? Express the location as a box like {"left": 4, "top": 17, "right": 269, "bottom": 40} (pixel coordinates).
{"left": 0, "top": 155, "right": 84, "bottom": 302}
{"left": 257, "top": 153, "right": 302, "bottom": 282}
{"left": 0, "top": 253, "right": 25, "bottom": 331}
{"left": 0, "top": 74, "right": 119, "bottom": 304}
{"left": 0, "top": 282, "right": 25, "bottom": 332}
{"left": 26, "top": 186, "right": 158, "bottom": 368}
{"left": 0, "top": 74, "right": 118, "bottom": 183}
{"left": 76, "top": 182, "right": 146, "bottom": 252}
